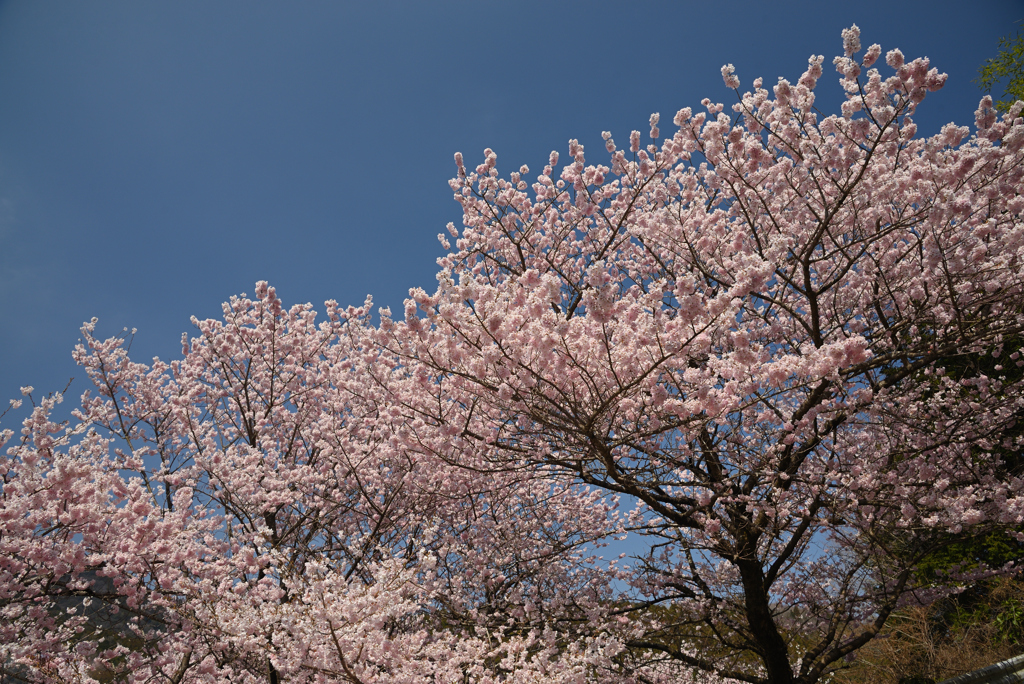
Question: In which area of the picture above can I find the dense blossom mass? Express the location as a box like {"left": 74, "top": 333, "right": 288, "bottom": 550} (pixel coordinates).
{"left": 3, "top": 27, "right": 1024, "bottom": 684}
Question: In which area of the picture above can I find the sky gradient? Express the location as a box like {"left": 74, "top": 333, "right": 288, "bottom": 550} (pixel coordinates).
{"left": 1, "top": 0, "right": 1021, "bottom": 403}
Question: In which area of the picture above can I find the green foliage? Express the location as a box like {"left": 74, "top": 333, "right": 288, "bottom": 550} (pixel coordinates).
{"left": 946, "top": 576, "right": 1024, "bottom": 643}
{"left": 977, "top": 26, "right": 1024, "bottom": 112}
{"left": 993, "top": 594, "right": 1024, "bottom": 643}
{"left": 915, "top": 530, "right": 1024, "bottom": 583}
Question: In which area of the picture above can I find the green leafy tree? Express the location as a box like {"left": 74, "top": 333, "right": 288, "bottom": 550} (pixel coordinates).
{"left": 978, "top": 24, "right": 1024, "bottom": 112}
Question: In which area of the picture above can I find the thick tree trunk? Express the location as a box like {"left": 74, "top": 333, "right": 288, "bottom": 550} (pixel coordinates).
{"left": 737, "top": 559, "right": 794, "bottom": 684}
{"left": 268, "top": 658, "right": 280, "bottom": 684}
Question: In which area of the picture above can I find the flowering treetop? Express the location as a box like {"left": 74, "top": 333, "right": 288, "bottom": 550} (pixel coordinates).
{"left": 390, "top": 23, "right": 1024, "bottom": 684}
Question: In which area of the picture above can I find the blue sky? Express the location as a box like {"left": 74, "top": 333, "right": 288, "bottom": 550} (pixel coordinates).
{"left": 0, "top": 0, "right": 1021, "bottom": 402}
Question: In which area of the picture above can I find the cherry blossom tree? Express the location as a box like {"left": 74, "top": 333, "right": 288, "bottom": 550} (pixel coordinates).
{"left": 385, "top": 26, "right": 1024, "bottom": 684}
{"left": 1, "top": 286, "right": 625, "bottom": 683}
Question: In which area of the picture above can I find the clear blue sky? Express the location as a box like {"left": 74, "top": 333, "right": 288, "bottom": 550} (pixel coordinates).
{"left": 1, "top": 0, "right": 1021, "bottom": 402}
